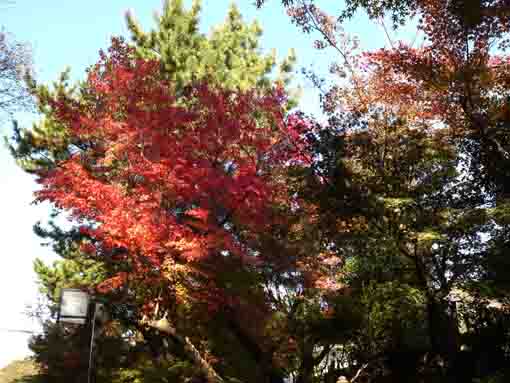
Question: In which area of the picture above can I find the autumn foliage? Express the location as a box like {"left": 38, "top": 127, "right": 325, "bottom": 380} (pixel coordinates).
{"left": 11, "top": 1, "right": 510, "bottom": 382}
{"left": 33, "top": 39, "right": 310, "bottom": 302}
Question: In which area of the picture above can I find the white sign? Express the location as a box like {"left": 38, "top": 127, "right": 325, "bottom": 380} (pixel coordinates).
{"left": 59, "top": 289, "right": 90, "bottom": 324}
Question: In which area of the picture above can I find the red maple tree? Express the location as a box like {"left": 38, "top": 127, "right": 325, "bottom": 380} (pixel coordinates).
{"left": 35, "top": 39, "right": 309, "bottom": 305}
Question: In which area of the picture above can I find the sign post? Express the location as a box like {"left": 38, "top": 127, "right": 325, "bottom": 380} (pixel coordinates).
{"left": 87, "top": 303, "right": 98, "bottom": 383}
{"left": 58, "top": 288, "right": 90, "bottom": 324}
{"left": 58, "top": 289, "right": 95, "bottom": 383}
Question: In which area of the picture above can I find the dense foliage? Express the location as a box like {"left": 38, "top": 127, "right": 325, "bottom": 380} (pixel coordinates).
{"left": 9, "top": 0, "right": 510, "bottom": 382}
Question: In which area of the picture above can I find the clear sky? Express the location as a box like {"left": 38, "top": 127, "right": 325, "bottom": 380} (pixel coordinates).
{"left": 0, "top": 0, "right": 415, "bottom": 368}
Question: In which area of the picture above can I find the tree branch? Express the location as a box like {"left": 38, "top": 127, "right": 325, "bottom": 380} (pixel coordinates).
{"left": 142, "top": 317, "right": 224, "bottom": 383}
{"left": 480, "top": 5, "right": 510, "bottom": 18}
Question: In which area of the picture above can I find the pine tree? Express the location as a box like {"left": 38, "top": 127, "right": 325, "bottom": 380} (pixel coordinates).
{"left": 126, "top": 0, "right": 295, "bottom": 92}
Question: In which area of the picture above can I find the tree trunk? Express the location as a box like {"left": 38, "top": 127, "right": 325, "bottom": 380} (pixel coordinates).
{"left": 296, "top": 344, "right": 315, "bottom": 383}
{"left": 143, "top": 317, "right": 224, "bottom": 383}
{"left": 426, "top": 298, "right": 460, "bottom": 377}
{"left": 224, "top": 315, "right": 285, "bottom": 383}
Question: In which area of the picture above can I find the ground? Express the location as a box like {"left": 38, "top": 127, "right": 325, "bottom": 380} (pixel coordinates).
{"left": 0, "top": 359, "right": 43, "bottom": 383}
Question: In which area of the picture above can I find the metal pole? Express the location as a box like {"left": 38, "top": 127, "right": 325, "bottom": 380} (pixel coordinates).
{"left": 87, "top": 303, "right": 97, "bottom": 383}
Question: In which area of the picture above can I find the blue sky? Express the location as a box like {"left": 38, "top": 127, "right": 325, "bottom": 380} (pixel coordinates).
{"left": 0, "top": 0, "right": 416, "bottom": 368}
